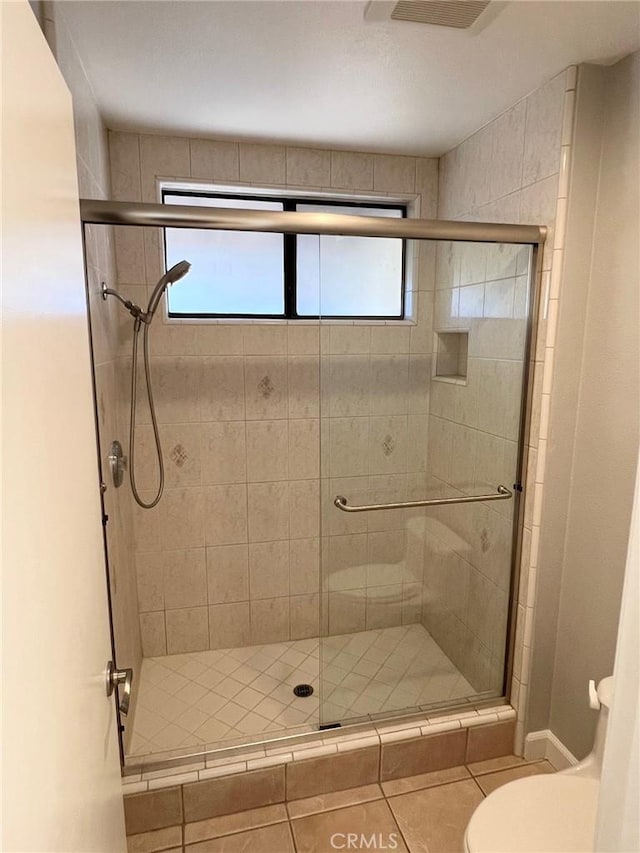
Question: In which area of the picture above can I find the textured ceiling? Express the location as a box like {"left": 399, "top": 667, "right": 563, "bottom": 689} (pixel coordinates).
{"left": 61, "top": 0, "right": 640, "bottom": 155}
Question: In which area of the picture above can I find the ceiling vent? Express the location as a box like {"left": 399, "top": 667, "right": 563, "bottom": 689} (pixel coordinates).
{"left": 391, "top": 0, "right": 490, "bottom": 28}
{"left": 365, "top": 0, "right": 504, "bottom": 32}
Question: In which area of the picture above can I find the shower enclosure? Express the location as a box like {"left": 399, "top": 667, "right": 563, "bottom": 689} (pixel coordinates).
{"left": 82, "top": 199, "right": 542, "bottom": 768}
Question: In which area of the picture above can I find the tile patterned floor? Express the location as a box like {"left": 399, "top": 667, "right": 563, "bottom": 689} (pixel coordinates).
{"left": 126, "top": 757, "right": 555, "bottom": 852}
{"left": 128, "top": 624, "right": 474, "bottom": 758}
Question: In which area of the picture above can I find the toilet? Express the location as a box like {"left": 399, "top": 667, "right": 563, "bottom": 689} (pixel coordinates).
{"left": 464, "top": 676, "right": 614, "bottom": 852}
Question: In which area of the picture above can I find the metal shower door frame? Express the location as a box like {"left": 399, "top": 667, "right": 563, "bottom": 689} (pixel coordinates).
{"left": 80, "top": 197, "right": 545, "bottom": 752}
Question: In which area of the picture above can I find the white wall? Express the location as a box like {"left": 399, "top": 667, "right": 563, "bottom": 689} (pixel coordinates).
{"left": 595, "top": 458, "right": 639, "bottom": 851}
{"left": 43, "top": 2, "right": 142, "bottom": 742}
{"left": 2, "top": 3, "right": 125, "bottom": 848}
{"left": 539, "top": 52, "right": 640, "bottom": 759}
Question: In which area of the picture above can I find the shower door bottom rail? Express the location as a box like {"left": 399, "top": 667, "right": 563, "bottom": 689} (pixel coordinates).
{"left": 334, "top": 484, "right": 513, "bottom": 512}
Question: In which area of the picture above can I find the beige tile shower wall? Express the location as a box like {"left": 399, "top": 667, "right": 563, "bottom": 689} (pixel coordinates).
{"left": 108, "top": 131, "right": 438, "bottom": 655}
{"left": 45, "top": 5, "right": 142, "bottom": 730}
{"left": 433, "top": 68, "right": 577, "bottom": 735}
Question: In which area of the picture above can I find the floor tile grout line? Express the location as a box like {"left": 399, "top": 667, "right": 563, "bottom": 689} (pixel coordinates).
{"left": 382, "top": 771, "right": 477, "bottom": 802}
{"left": 469, "top": 773, "right": 487, "bottom": 798}
{"left": 183, "top": 810, "right": 290, "bottom": 847}
{"left": 287, "top": 817, "right": 299, "bottom": 853}
{"left": 286, "top": 786, "right": 387, "bottom": 822}
{"left": 467, "top": 756, "right": 546, "bottom": 778}
{"left": 383, "top": 795, "right": 413, "bottom": 853}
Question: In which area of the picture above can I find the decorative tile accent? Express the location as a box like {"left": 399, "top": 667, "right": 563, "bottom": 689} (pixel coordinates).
{"left": 480, "top": 527, "right": 490, "bottom": 553}
{"left": 258, "top": 376, "right": 274, "bottom": 398}
{"left": 169, "top": 444, "right": 187, "bottom": 468}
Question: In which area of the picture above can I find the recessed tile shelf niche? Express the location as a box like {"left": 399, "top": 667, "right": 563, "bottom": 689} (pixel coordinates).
{"left": 434, "top": 330, "right": 469, "bottom": 384}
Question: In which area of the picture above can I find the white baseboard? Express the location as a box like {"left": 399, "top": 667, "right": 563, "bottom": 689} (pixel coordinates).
{"left": 524, "top": 730, "right": 579, "bottom": 770}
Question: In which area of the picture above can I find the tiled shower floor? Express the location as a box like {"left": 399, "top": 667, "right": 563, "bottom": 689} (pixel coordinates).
{"left": 128, "top": 624, "right": 474, "bottom": 757}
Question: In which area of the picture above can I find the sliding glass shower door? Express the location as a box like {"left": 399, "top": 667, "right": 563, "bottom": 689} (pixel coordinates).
{"left": 318, "top": 238, "right": 534, "bottom": 727}
{"left": 83, "top": 198, "right": 539, "bottom": 768}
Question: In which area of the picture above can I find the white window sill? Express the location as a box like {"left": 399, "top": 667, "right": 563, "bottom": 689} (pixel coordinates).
{"left": 162, "top": 316, "right": 417, "bottom": 327}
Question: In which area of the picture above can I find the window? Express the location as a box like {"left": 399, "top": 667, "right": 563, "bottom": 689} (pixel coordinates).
{"left": 163, "top": 189, "right": 407, "bottom": 319}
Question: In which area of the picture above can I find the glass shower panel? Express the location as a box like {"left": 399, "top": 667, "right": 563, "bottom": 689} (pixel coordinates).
{"left": 89, "top": 214, "right": 535, "bottom": 766}
{"left": 319, "top": 239, "right": 533, "bottom": 727}
{"left": 90, "top": 222, "right": 326, "bottom": 766}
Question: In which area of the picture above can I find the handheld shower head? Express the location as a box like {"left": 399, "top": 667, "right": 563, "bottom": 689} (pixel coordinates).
{"left": 127, "top": 258, "right": 191, "bottom": 510}
{"left": 165, "top": 259, "right": 191, "bottom": 284}
{"left": 145, "top": 259, "right": 191, "bottom": 322}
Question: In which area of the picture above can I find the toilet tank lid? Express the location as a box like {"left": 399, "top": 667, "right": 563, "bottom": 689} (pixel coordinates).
{"left": 597, "top": 676, "right": 614, "bottom": 708}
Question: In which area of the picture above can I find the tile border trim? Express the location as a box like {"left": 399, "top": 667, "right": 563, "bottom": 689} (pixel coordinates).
{"left": 511, "top": 65, "right": 578, "bottom": 753}
{"left": 123, "top": 704, "right": 515, "bottom": 793}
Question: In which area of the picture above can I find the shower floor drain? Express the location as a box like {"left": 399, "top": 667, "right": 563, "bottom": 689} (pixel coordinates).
{"left": 293, "top": 684, "right": 314, "bottom": 698}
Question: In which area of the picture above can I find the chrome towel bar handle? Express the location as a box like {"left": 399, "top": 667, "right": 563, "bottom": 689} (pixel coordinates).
{"left": 334, "top": 485, "right": 513, "bottom": 513}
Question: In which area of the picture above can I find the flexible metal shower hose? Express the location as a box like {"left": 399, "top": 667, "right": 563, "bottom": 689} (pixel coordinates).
{"left": 128, "top": 317, "right": 164, "bottom": 509}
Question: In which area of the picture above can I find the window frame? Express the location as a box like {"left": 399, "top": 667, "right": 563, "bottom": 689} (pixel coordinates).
{"left": 161, "top": 188, "right": 408, "bottom": 321}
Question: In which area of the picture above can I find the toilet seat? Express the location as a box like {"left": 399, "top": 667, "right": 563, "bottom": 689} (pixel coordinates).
{"left": 464, "top": 774, "right": 600, "bottom": 852}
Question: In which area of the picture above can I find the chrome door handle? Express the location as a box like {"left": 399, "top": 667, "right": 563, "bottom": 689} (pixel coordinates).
{"left": 106, "top": 660, "right": 133, "bottom": 715}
